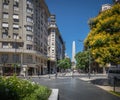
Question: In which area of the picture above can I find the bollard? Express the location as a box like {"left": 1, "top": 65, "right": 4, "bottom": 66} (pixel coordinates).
{"left": 113, "top": 76, "right": 117, "bottom": 92}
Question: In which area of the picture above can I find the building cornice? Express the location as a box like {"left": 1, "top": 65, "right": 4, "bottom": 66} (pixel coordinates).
{"left": 40, "top": 0, "right": 51, "bottom": 17}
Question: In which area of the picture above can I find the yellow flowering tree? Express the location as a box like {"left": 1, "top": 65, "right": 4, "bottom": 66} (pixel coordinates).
{"left": 85, "top": 4, "right": 120, "bottom": 73}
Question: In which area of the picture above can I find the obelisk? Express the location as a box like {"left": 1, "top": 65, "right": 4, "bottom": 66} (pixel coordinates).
{"left": 72, "top": 41, "right": 76, "bottom": 69}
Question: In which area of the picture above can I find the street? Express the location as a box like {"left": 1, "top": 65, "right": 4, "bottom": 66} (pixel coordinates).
{"left": 29, "top": 75, "right": 120, "bottom": 100}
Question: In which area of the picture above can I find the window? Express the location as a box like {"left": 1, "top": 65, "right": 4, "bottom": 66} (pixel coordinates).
{"left": 12, "top": 42, "right": 18, "bottom": 49}
{"left": 3, "top": 0, "right": 9, "bottom": 4}
{"left": 52, "top": 34, "right": 54, "bottom": 37}
{"left": 26, "top": 35, "right": 33, "bottom": 41}
{"left": 103, "top": 7, "right": 108, "bottom": 10}
{"left": 52, "top": 49, "right": 54, "bottom": 53}
{"left": 3, "top": 4, "right": 9, "bottom": 9}
{"left": 51, "top": 29, "right": 55, "bottom": 32}
{"left": 1, "top": 54, "right": 8, "bottom": 62}
{"left": 14, "top": 0, "right": 19, "bottom": 2}
{"left": 27, "top": 8, "right": 33, "bottom": 13}
{"left": 13, "top": 14, "right": 19, "bottom": 19}
{"left": 13, "top": 54, "right": 19, "bottom": 62}
{"left": 52, "top": 42, "right": 54, "bottom": 45}
{"left": 13, "top": 24, "right": 19, "bottom": 29}
{"left": 3, "top": 13, "right": 9, "bottom": 18}
{"left": 26, "top": 16, "right": 33, "bottom": 23}
{"left": 13, "top": 33, "right": 18, "bottom": 39}
{"left": 2, "top": 23, "right": 8, "bottom": 28}
{"left": 14, "top": 1, "right": 19, "bottom": 7}
{"left": 27, "top": 54, "right": 32, "bottom": 60}
{"left": 41, "top": 20, "right": 43, "bottom": 25}
{"left": 26, "top": 0, "right": 33, "bottom": 8}
{"left": 26, "top": 44, "right": 32, "bottom": 50}
{"left": 13, "top": 14, "right": 19, "bottom": 22}
{"left": 2, "top": 32, "right": 8, "bottom": 39}
{"left": 41, "top": 27, "right": 43, "bottom": 32}
{"left": 27, "top": 0, "right": 32, "bottom": 2}
{"left": 13, "top": 6, "right": 19, "bottom": 11}
{"left": 2, "top": 42, "right": 9, "bottom": 48}
{"left": 26, "top": 25, "right": 33, "bottom": 32}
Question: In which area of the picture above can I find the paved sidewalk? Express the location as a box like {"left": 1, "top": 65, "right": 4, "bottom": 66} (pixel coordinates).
{"left": 96, "top": 85, "right": 120, "bottom": 92}
{"left": 79, "top": 77, "right": 120, "bottom": 93}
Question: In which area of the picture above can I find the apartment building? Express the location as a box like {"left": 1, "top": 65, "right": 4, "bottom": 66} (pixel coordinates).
{"left": 0, "top": 0, "right": 50, "bottom": 76}
{"left": 101, "top": 4, "right": 112, "bottom": 12}
{"left": 48, "top": 15, "right": 65, "bottom": 73}
{"left": 114, "top": 0, "right": 120, "bottom": 3}
{"left": 101, "top": 0, "right": 120, "bottom": 12}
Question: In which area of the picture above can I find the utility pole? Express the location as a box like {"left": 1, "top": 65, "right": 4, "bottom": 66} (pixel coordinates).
{"left": 88, "top": 46, "right": 91, "bottom": 79}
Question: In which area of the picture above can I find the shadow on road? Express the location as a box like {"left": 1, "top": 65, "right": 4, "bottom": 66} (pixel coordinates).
{"left": 91, "top": 78, "right": 109, "bottom": 86}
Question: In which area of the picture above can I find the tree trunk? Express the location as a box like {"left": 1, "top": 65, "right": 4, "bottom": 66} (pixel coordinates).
{"left": 103, "top": 66, "right": 106, "bottom": 74}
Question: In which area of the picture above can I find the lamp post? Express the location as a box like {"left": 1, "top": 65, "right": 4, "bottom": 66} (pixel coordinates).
{"left": 88, "top": 46, "right": 91, "bottom": 79}
{"left": 49, "top": 59, "right": 51, "bottom": 79}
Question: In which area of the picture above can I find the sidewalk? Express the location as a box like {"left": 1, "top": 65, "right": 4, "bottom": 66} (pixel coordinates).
{"left": 96, "top": 85, "right": 120, "bottom": 92}
{"left": 79, "top": 77, "right": 120, "bottom": 93}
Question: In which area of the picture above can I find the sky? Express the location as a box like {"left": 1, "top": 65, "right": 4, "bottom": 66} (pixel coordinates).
{"left": 45, "top": 0, "right": 113, "bottom": 59}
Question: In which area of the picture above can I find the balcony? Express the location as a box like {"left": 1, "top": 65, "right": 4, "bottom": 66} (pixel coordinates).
{"left": 0, "top": 48, "right": 23, "bottom": 53}
{"left": 0, "top": 38, "right": 24, "bottom": 43}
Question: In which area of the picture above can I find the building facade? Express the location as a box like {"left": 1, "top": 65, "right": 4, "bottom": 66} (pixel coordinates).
{"left": 101, "top": 4, "right": 112, "bottom": 12}
{"left": 48, "top": 15, "right": 65, "bottom": 73}
{"left": 114, "top": 0, "right": 120, "bottom": 3}
{"left": 0, "top": 0, "right": 50, "bottom": 76}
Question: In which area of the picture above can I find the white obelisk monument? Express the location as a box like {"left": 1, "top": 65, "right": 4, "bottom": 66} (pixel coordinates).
{"left": 72, "top": 41, "right": 76, "bottom": 69}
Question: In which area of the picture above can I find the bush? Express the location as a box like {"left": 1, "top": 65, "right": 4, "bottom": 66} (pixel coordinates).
{"left": 0, "top": 76, "right": 51, "bottom": 100}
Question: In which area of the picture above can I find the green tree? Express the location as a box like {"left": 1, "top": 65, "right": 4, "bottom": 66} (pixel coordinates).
{"left": 57, "top": 58, "right": 71, "bottom": 70}
{"left": 75, "top": 51, "right": 90, "bottom": 71}
{"left": 84, "top": 4, "right": 120, "bottom": 73}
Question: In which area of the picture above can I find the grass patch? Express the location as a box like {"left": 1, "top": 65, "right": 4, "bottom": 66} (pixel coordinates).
{"left": 109, "top": 91, "right": 120, "bottom": 97}
{"left": 0, "top": 76, "right": 51, "bottom": 100}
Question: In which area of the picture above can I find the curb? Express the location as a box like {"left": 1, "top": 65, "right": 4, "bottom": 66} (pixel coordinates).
{"left": 48, "top": 89, "right": 59, "bottom": 100}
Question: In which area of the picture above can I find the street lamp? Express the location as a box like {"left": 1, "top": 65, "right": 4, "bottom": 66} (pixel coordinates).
{"left": 47, "top": 57, "right": 51, "bottom": 79}
{"left": 88, "top": 46, "right": 91, "bottom": 79}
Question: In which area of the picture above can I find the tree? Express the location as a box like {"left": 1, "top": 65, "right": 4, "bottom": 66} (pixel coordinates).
{"left": 75, "top": 51, "right": 90, "bottom": 71}
{"left": 57, "top": 58, "right": 71, "bottom": 70}
{"left": 84, "top": 4, "right": 120, "bottom": 73}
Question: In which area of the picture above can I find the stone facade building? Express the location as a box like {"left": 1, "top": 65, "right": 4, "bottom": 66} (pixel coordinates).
{"left": 0, "top": 0, "right": 50, "bottom": 76}
{"left": 47, "top": 15, "right": 65, "bottom": 73}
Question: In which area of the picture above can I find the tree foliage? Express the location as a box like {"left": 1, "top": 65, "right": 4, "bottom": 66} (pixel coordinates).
{"left": 85, "top": 4, "right": 120, "bottom": 66}
{"left": 57, "top": 58, "right": 71, "bottom": 69}
{"left": 75, "top": 51, "right": 90, "bottom": 70}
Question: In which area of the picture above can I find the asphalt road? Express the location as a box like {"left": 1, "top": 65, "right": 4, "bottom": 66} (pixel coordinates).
{"left": 31, "top": 77, "right": 120, "bottom": 100}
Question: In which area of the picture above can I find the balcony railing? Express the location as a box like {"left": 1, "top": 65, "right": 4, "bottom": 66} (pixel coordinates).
{"left": 0, "top": 48, "right": 23, "bottom": 53}
{"left": 0, "top": 38, "right": 23, "bottom": 43}
{"left": 0, "top": 48, "right": 48, "bottom": 58}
